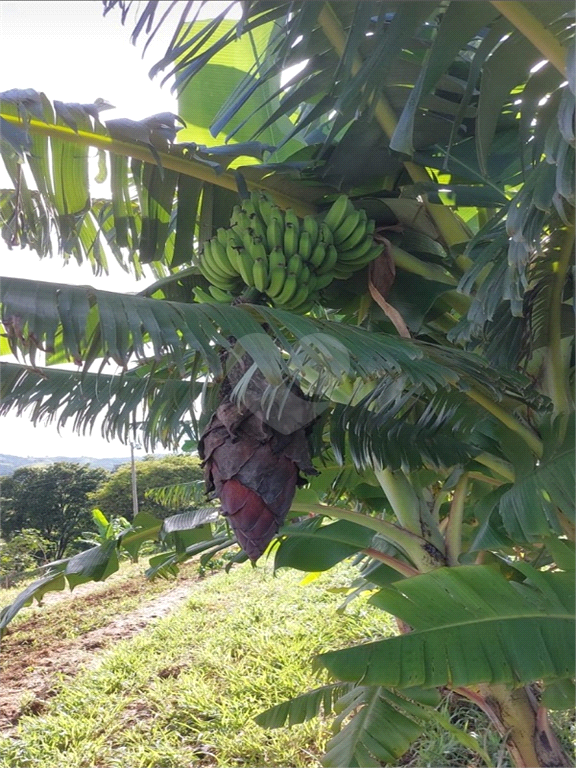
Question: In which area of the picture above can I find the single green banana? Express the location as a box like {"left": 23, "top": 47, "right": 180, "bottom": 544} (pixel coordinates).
{"left": 232, "top": 245, "right": 255, "bottom": 286}
{"left": 298, "top": 229, "right": 312, "bottom": 261}
{"left": 300, "top": 264, "right": 311, "bottom": 284}
{"left": 233, "top": 211, "right": 252, "bottom": 239}
{"left": 283, "top": 281, "right": 310, "bottom": 310}
{"left": 332, "top": 266, "right": 354, "bottom": 280}
{"left": 284, "top": 209, "right": 300, "bottom": 231}
{"left": 309, "top": 242, "right": 326, "bottom": 269}
{"left": 230, "top": 205, "right": 243, "bottom": 227}
{"left": 199, "top": 259, "right": 239, "bottom": 291}
{"left": 208, "top": 285, "right": 234, "bottom": 303}
{"left": 239, "top": 249, "right": 256, "bottom": 287}
{"left": 250, "top": 190, "right": 275, "bottom": 221}
{"left": 318, "top": 222, "right": 334, "bottom": 245}
{"left": 266, "top": 266, "right": 287, "bottom": 299}
{"left": 302, "top": 214, "right": 319, "bottom": 247}
{"left": 333, "top": 209, "right": 361, "bottom": 244}
{"left": 247, "top": 212, "right": 267, "bottom": 241}
{"left": 247, "top": 235, "right": 268, "bottom": 263}
{"left": 193, "top": 286, "right": 218, "bottom": 304}
{"left": 323, "top": 194, "right": 350, "bottom": 231}
{"left": 274, "top": 273, "right": 298, "bottom": 304}
{"left": 226, "top": 241, "right": 244, "bottom": 274}
{"left": 338, "top": 217, "right": 368, "bottom": 251}
{"left": 287, "top": 252, "right": 303, "bottom": 278}
{"left": 202, "top": 240, "right": 235, "bottom": 281}
{"left": 314, "top": 272, "right": 336, "bottom": 291}
{"left": 316, "top": 244, "right": 338, "bottom": 275}
{"left": 216, "top": 227, "right": 229, "bottom": 247}
{"left": 258, "top": 196, "right": 281, "bottom": 223}
{"left": 292, "top": 297, "right": 315, "bottom": 314}
{"left": 241, "top": 227, "right": 254, "bottom": 252}
{"left": 210, "top": 237, "right": 240, "bottom": 278}
{"left": 340, "top": 244, "right": 383, "bottom": 269}
{"left": 266, "top": 217, "right": 283, "bottom": 249}
{"left": 240, "top": 198, "right": 259, "bottom": 220}
{"left": 338, "top": 236, "right": 376, "bottom": 262}
{"left": 252, "top": 257, "right": 269, "bottom": 293}
{"left": 283, "top": 222, "right": 299, "bottom": 259}
{"left": 226, "top": 228, "right": 243, "bottom": 248}
{"left": 268, "top": 245, "right": 287, "bottom": 271}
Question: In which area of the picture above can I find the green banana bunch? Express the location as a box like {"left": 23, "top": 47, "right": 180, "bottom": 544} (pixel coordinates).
{"left": 320, "top": 194, "right": 381, "bottom": 278}
{"left": 199, "top": 240, "right": 241, "bottom": 291}
{"left": 196, "top": 191, "right": 380, "bottom": 314}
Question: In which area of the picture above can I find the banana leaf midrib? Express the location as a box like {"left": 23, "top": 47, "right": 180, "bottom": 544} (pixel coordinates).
{"left": 365, "top": 612, "right": 572, "bottom": 634}
{"left": 0, "top": 112, "right": 317, "bottom": 217}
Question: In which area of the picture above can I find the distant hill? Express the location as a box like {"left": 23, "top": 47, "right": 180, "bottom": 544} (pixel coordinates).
{"left": 0, "top": 454, "right": 134, "bottom": 476}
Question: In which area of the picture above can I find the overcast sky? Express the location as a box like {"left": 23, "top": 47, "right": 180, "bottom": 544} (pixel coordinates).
{"left": 0, "top": 1, "right": 220, "bottom": 457}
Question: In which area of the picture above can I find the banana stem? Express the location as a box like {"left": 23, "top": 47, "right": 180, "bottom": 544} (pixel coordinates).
{"left": 474, "top": 452, "right": 515, "bottom": 482}
{"left": 390, "top": 244, "right": 458, "bottom": 286}
{"left": 466, "top": 389, "right": 543, "bottom": 458}
{"left": 489, "top": 2, "right": 568, "bottom": 77}
{"left": 445, "top": 474, "right": 469, "bottom": 566}
{"left": 0, "top": 113, "right": 314, "bottom": 217}
{"left": 317, "top": 2, "right": 471, "bottom": 251}
{"left": 373, "top": 467, "right": 422, "bottom": 535}
{"left": 545, "top": 226, "right": 574, "bottom": 416}
{"left": 468, "top": 471, "right": 504, "bottom": 487}
{"left": 361, "top": 548, "right": 419, "bottom": 578}
{"left": 374, "top": 468, "right": 446, "bottom": 554}
{"left": 290, "top": 502, "right": 444, "bottom": 572}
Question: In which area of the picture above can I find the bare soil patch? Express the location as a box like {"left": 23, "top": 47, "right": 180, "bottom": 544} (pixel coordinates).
{"left": 0, "top": 569, "right": 201, "bottom": 731}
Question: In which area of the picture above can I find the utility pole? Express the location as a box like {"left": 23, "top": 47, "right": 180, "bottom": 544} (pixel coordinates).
{"left": 130, "top": 440, "right": 139, "bottom": 519}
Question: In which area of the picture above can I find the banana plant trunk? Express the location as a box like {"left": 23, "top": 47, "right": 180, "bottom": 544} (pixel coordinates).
{"left": 474, "top": 684, "right": 571, "bottom": 767}
{"left": 380, "top": 472, "right": 571, "bottom": 768}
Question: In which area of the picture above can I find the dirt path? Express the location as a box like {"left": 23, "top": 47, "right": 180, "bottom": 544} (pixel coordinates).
{"left": 0, "top": 572, "right": 200, "bottom": 732}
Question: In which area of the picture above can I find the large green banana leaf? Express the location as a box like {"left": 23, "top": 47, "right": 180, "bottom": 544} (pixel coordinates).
{"left": 256, "top": 681, "right": 490, "bottom": 767}
{"left": 0, "top": 89, "right": 319, "bottom": 270}
{"left": 0, "top": 275, "right": 548, "bottom": 448}
{"left": 318, "top": 564, "right": 575, "bottom": 689}
{"left": 176, "top": 18, "right": 299, "bottom": 158}
{"left": 100, "top": 0, "right": 575, "bottom": 353}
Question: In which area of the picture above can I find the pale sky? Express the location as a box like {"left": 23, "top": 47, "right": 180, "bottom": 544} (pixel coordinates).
{"left": 0, "top": 1, "right": 233, "bottom": 457}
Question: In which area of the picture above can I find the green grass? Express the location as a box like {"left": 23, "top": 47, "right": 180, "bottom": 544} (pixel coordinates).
{"left": 0, "top": 562, "right": 389, "bottom": 768}
{"left": 1, "top": 560, "right": 573, "bottom": 768}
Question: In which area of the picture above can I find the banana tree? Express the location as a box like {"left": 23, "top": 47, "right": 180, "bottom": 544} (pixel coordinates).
{"left": 0, "top": 2, "right": 574, "bottom": 765}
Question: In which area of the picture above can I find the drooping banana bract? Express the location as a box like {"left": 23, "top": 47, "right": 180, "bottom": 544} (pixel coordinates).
{"left": 196, "top": 192, "right": 379, "bottom": 312}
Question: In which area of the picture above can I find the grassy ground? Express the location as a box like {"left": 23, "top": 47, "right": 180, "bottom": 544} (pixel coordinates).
{"left": 0, "top": 562, "right": 389, "bottom": 768}
{"left": 1, "top": 559, "right": 573, "bottom": 768}
{"left": 0, "top": 560, "right": 198, "bottom": 640}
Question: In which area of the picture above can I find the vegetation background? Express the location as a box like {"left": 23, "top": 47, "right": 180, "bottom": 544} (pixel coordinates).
{"left": 0, "top": 2, "right": 573, "bottom": 766}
